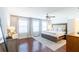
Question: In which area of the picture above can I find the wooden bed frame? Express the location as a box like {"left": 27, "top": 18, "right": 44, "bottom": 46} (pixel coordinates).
{"left": 41, "top": 23, "right": 67, "bottom": 42}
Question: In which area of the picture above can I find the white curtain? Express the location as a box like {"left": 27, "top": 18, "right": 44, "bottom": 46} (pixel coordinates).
{"left": 18, "top": 17, "right": 29, "bottom": 39}
{"left": 10, "top": 15, "right": 18, "bottom": 33}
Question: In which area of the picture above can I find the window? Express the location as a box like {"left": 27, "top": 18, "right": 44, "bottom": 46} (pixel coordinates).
{"left": 32, "top": 19, "right": 40, "bottom": 36}
{"left": 32, "top": 20, "right": 40, "bottom": 32}
{"left": 19, "top": 18, "right": 28, "bottom": 34}
{"left": 42, "top": 21, "right": 47, "bottom": 31}
{"left": 10, "top": 15, "right": 42, "bottom": 38}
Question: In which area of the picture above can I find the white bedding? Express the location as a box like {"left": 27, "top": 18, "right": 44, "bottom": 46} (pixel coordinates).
{"left": 42, "top": 31, "right": 65, "bottom": 38}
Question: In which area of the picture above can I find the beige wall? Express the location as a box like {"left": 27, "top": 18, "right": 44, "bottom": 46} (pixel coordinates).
{"left": 74, "top": 18, "right": 79, "bottom": 36}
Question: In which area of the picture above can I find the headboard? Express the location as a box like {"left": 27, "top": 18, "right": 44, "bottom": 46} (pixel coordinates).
{"left": 52, "top": 23, "right": 67, "bottom": 34}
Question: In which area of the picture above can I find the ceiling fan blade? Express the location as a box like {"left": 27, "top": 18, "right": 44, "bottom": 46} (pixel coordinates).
{"left": 46, "top": 13, "right": 55, "bottom": 20}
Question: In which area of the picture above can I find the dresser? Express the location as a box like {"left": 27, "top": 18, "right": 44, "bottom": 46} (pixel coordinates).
{"left": 66, "top": 35, "right": 79, "bottom": 52}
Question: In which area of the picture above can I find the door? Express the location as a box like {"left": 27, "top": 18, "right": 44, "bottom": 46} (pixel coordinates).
{"left": 0, "top": 19, "right": 8, "bottom": 52}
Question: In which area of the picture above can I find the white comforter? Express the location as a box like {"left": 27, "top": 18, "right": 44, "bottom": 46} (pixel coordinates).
{"left": 42, "top": 31, "right": 65, "bottom": 38}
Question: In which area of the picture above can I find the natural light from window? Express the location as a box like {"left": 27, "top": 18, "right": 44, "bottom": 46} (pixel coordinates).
{"left": 19, "top": 18, "right": 28, "bottom": 33}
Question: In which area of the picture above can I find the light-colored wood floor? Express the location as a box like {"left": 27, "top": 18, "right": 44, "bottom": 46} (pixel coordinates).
{"left": 0, "top": 38, "right": 66, "bottom": 52}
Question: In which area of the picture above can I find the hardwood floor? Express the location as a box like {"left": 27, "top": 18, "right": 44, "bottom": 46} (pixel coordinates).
{"left": 0, "top": 43, "right": 6, "bottom": 52}
{"left": 0, "top": 38, "right": 66, "bottom": 52}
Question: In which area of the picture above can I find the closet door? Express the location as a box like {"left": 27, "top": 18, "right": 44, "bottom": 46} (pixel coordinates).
{"left": 32, "top": 19, "right": 40, "bottom": 37}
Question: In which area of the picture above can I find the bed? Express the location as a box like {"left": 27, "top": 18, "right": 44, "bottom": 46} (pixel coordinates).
{"left": 41, "top": 23, "right": 67, "bottom": 42}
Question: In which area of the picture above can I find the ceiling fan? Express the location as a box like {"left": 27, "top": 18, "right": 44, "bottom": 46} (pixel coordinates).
{"left": 46, "top": 13, "right": 55, "bottom": 20}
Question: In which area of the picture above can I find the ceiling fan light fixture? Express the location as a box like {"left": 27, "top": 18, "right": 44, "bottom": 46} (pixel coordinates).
{"left": 46, "top": 13, "right": 55, "bottom": 20}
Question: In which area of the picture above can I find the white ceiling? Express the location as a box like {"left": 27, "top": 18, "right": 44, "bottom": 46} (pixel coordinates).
{"left": 24, "top": 7, "right": 74, "bottom": 13}
{"left": 23, "top": 7, "right": 76, "bottom": 18}
{"left": 8, "top": 7, "right": 77, "bottom": 19}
